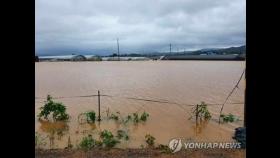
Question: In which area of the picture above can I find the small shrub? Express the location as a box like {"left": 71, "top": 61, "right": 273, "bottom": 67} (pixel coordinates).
{"left": 197, "top": 102, "right": 211, "bottom": 120}
{"left": 157, "top": 144, "right": 172, "bottom": 154}
{"left": 107, "top": 111, "right": 150, "bottom": 125}
{"left": 220, "top": 113, "right": 239, "bottom": 123}
{"left": 133, "top": 113, "right": 140, "bottom": 123}
{"left": 127, "top": 115, "right": 132, "bottom": 120}
{"left": 109, "top": 113, "right": 119, "bottom": 121}
{"left": 85, "top": 111, "right": 96, "bottom": 123}
{"left": 189, "top": 102, "right": 211, "bottom": 122}
{"left": 122, "top": 112, "right": 150, "bottom": 124}
{"left": 100, "top": 130, "right": 114, "bottom": 139}
{"left": 102, "top": 137, "right": 120, "bottom": 148}
{"left": 145, "top": 134, "right": 155, "bottom": 147}
{"left": 79, "top": 135, "right": 96, "bottom": 150}
{"left": 99, "top": 130, "right": 120, "bottom": 148}
{"left": 78, "top": 111, "right": 96, "bottom": 124}
{"left": 38, "top": 95, "right": 69, "bottom": 121}
{"left": 116, "top": 130, "right": 129, "bottom": 140}
{"left": 140, "top": 111, "right": 149, "bottom": 121}
{"left": 124, "top": 115, "right": 132, "bottom": 123}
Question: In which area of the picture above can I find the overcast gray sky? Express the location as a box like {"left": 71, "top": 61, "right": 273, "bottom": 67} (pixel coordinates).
{"left": 35, "top": 0, "right": 246, "bottom": 55}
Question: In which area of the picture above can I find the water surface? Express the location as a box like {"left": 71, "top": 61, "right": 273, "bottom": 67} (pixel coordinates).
{"left": 35, "top": 61, "right": 245, "bottom": 149}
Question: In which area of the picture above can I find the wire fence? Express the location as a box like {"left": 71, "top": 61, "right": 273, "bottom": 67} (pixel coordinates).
{"left": 35, "top": 93, "right": 244, "bottom": 107}
{"left": 35, "top": 90, "right": 244, "bottom": 117}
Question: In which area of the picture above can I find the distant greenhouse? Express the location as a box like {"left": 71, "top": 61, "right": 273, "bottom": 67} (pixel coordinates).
{"left": 84, "top": 55, "right": 102, "bottom": 61}
{"left": 39, "top": 55, "right": 86, "bottom": 61}
{"left": 102, "top": 57, "right": 151, "bottom": 61}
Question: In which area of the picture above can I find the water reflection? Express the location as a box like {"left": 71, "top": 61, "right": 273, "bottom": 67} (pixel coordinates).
{"left": 76, "top": 122, "right": 98, "bottom": 136}
{"left": 192, "top": 119, "right": 209, "bottom": 135}
{"left": 39, "top": 120, "right": 69, "bottom": 148}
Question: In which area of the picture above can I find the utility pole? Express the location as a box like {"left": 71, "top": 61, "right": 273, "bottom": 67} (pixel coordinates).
{"left": 169, "top": 44, "right": 172, "bottom": 54}
{"left": 97, "top": 90, "right": 101, "bottom": 121}
{"left": 117, "top": 38, "right": 120, "bottom": 61}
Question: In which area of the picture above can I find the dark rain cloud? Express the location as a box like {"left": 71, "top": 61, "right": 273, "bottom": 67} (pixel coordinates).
{"left": 35, "top": 0, "right": 246, "bottom": 55}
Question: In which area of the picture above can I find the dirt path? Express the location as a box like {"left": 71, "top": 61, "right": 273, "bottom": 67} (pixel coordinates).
{"left": 35, "top": 148, "right": 245, "bottom": 158}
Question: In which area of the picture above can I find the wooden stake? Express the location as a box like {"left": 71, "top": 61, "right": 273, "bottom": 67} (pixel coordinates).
{"left": 98, "top": 90, "right": 101, "bottom": 121}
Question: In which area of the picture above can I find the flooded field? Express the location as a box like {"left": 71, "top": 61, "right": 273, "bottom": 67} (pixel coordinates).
{"left": 35, "top": 61, "right": 245, "bottom": 149}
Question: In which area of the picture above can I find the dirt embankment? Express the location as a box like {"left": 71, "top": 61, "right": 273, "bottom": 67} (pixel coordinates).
{"left": 35, "top": 148, "right": 245, "bottom": 158}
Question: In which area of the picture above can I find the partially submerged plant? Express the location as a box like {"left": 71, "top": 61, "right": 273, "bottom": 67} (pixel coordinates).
{"left": 189, "top": 102, "right": 211, "bottom": 122}
{"left": 79, "top": 134, "right": 96, "bottom": 150}
{"left": 133, "top": 113, "right": 140, "bottom": 123}
{"left": 124, "top": 114, "right": 132, "bottom": 124}
{"left": 78, "top": 111, "right": 96, "bottom": 124}
{"left": 85, "top": 111, "right": 96, "bottom": 123}
{"left": 157, "top": 144, "right": 172, "bottom": 154}
{"left": 99, "top": 130, "right": 120, "bottom": 148}
{"left": 100, "top": 130, "right": 114, "bottom": 139}
{"left": 107, "top": 111, "right": 150, "bottom": 125}
{"left": 109, "top": 113, "right": 119, "bottom": 121}
{"left": 108, "top": 111, "right": 121, "bottom": 121}
{"left": 145, "top": 134, "right": 155, "bottom": 147}
{"left": 116, "top": 129, "right": 129, "bottom": 140}
{"left": 220, "top": 113, "right": 239, "bottom": 123}
{"left": 140, "top": 111, "right": 149, "bottom": 121}
{"left": 38, "top": 95, "right": 69, "bottom": 121}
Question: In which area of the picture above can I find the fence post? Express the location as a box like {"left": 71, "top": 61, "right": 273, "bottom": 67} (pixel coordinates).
{"left": 195, "top": 104, "right": 198, "bottom": 126}
{"left": 97, "top": 90, "right": 101, "bottom": 121}
{"left": 195, "top": 104, "right": 199, "bottom": 135}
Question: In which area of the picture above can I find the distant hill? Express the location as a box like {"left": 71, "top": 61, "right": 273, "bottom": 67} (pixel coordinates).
{"left": 214, "top": 45, "right": 245, "bottom": 54}
{"left": 136, "top": 45, "right": 246, "bottom": 57}
{"left": 189, "top": 45, "right": 246, "bottom": 55}
{"left": 38, "top": 45, "right": 246, "bottom": 57}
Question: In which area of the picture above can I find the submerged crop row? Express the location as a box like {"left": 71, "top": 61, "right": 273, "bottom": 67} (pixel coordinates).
{"left": 36, "top": 95, "right": 242, "bottom": 151}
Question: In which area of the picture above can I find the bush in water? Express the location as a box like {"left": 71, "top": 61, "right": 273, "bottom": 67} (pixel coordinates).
{"left": 38, "top": 95, "right": 69, "bottom": 121}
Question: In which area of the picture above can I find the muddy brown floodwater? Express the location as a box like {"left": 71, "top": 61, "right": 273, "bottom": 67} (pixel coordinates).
{"left": 35, "top": 61, "right": 245, "bottom": 149}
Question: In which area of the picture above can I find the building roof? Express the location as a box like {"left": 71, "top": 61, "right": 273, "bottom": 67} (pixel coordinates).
{"left": 84, "top": 55, "right": 97, "bottom": 59}
{"left": 39, "top": 55, "right": 85, "bottom": 59}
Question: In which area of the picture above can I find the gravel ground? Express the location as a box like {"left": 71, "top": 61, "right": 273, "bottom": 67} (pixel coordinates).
{"left": 35, "top": 148, "right": 245, "bottom": 158}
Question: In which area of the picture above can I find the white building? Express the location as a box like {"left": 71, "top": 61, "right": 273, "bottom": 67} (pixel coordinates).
{"left": 102, "top": 57, "right": 151, "bottom": 61}
{"left": 39, "top": 55, "right": 87, "bottom": 61}
{"left": 84, "top": 55, "right": 102, "bottom": 61}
